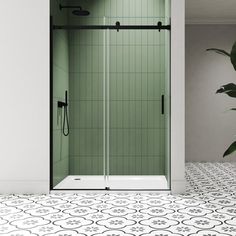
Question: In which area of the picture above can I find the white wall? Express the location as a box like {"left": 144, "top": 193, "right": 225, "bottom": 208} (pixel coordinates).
{"left": 186, "top": 25, "right": 236, "bottom": 162}
{"left": 0, "top": 0, "right": 49, "bottom": 193}
{"left": 171, "top": 0, "right": 186, "bottom": 193}
{"left": 0, "top": 0, "right": 185, "bottom": 194}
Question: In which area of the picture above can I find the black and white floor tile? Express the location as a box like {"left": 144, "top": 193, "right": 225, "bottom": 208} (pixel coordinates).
{"left": 0, "top": 162, "right": 236, "bottom": 236}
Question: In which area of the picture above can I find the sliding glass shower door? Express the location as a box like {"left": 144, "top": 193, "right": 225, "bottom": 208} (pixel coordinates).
{"left": 106, "top": 17, "right": 170, "bottom": 189}
{"left": 52, "top": 17, "right": 170, "bottom": 190}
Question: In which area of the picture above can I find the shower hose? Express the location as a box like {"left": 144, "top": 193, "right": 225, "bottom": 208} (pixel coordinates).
{"left": 63, "top": 105, "right": 69, "bottom": 136}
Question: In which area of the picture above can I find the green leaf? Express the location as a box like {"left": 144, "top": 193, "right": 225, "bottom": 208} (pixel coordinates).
{"left": 216, "top": 83, "right": 236, "bottom": 97}
{"left": 223, "top": 141, "right": 236, "bottom": 157}
{"left": 230, "top": 41, "right": 236, "bottom": 71}
{"left": 206, "top": 48, "right": 230, "bottom": 57}
{"left": 206, "top": 42, "right": 236, "bottom": 71}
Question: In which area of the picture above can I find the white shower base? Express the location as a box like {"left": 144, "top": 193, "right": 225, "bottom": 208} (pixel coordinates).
{"left": 54, "top": 175, "right": 168, "bottom": 190}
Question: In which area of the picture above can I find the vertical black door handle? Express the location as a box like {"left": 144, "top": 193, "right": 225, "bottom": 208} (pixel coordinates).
{"left": 161, "top": 95, "right": 164, "bottom": 114}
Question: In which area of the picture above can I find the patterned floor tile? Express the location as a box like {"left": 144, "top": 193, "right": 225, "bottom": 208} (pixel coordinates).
{"left": 0, "top": 162, "right": 235, "bottom": 235}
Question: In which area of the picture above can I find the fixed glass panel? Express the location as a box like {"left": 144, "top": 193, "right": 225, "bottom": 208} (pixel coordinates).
{"left": 52, "top": 29, "right": 70, "bottom": 188}
{"left": 52, "top": 29, "right": 106, "bottom": 189}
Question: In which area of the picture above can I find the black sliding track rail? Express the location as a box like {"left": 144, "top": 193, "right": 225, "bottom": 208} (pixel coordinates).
{"left": 53, "top": 21, "right": 171, "bottom": 31}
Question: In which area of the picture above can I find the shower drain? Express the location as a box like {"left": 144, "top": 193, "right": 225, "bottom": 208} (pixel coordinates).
{"left": 74, "top": 178, "right": 81, "bottom": 181}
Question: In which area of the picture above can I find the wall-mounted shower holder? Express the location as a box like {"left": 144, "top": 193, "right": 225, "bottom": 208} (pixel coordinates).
{"left": 58, "top": 91, "right": 68, "bottom": 108}
{"left": 58, "top": 101, "right": 67, "bottom": 108}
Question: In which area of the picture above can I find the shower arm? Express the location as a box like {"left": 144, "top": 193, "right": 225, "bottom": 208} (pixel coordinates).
{"left": 59, "top": 4, "right": 82, "bottom": 10}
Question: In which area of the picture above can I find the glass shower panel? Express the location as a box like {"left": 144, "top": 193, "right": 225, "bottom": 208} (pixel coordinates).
{"left": 52, "top": 29, "right": 70, "bottom": 188}
{"left": 68, "top": 29, "right": 105, "bottom": 189}
{"left": 107, "top": 17, "right": 169, "bottom": 189}
{"left": 53, "top": 28, "right": 106, "bottom": 189}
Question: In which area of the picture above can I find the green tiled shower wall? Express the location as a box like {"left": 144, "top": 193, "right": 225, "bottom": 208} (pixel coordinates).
{"left": 51, "top": 0, "right": 69, "bottom": 186}
{"left": 68, "top": 0, "right": 170, "bottom": 175}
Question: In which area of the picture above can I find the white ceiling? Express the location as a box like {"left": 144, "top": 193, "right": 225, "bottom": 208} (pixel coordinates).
{"left": 186, "top": 0, "right": 236, "bottom": 24}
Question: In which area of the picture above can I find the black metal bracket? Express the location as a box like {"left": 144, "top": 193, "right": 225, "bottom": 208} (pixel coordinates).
{"left": 58, "top": 91, "right": 68, "bottom": 108}
{"left": 58, "top": 101, "right": 67, "bottom": 108}
{"left": 116, "top": 21, "right": 120, "bottom": 32}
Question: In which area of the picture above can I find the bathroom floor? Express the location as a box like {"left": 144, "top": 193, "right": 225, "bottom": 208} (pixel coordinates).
{"left": 0, "top": 162, "right": 236, "bottom": 236}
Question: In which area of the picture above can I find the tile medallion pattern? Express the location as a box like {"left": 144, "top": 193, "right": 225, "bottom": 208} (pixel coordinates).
{"left": 0, "top": 162, "right": 236, "bottom": 235}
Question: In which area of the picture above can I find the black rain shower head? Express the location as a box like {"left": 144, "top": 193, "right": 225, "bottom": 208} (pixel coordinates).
{"left": 59, "top": 4, "right": 90, "bottom": 16}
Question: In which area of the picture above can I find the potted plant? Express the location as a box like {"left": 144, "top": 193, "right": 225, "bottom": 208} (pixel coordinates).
{"left": 207, "top": 42, "right": 236, "bottom": 157}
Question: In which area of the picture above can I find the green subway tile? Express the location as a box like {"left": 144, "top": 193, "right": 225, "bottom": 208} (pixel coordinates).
{"left": 53, "top": 157, "right": 69, "bottom": 186}
{"left": 53, "top": 130, "right": 61, "bottom": 163}
{"left": 117, "top": 158, "right": 123, "bottom": 175}
{"left": 76, "top": 130, "right": 86, "bottom": 155}
{"left": 141, "top": 129, "right": 148, "bottom": 155}
{"left": 117, "top": 130, "right": 124, "bottom": 156}
{"left": 110, "top": 46, "right": 117, "bottom": 73}
{"left": 116, "top": 74, "right": 123, "bottom": 100}
{"left": 123, "top": 129, "right": 130, "bottom": 155}
{"left": 153, "top": 74, "right": 161, "bottom": 100}
{"left": 160, "top": 45, "right": 165, "bottom": 72}
{"left": 110, "top": 129, "right": 116, "bottom": 156}
{"left": 153, "top": 101, "right": 161, "bottom": 128}
{"left": 147, "top": 73, "right": 154, "bottom": 100}
{"left": 141, "top": 101, "right": 148, "bottom": 127}
{"left": 129, "top": 102, "right": 136, "bottom": 128}
{"left": 110, "top": 102, "right": 117, "bottom": 128}
{"left": 129, "top": 130, "right": 136, "bottom": 155}
{"left": 135, "top": 101, "right": 142, "bottom": 128}
{"left": 135, "top": 129, "right": 142, "bottom": 156}
{"left": 123, "top": 47, "right": 130, "bottom": 73}
{"left": 123, "top": 102, "right": 129, "bottom": 128}
{"left": 135, "top": 158, "right": 141, "bottom": 175}
{"left": 147, "top": 129, "right": 155, "bottom": 156}
{"left": 141, "top": 46, "right": 148, "bottom": 73}
{"left": 129, "top": 45, "right": 136, "bottom": 72}
{"left": 117, "top": 102, "right": 123, "bottom": 127}
{"left": 153, "top": 129, "right": 161, "bottom": 156}
{"left": 116, "top": 46, "right": 123, "bottom": 72}
{"left": 135, "top": 74, "right": 142, "bottom": 100}
{"left": 135, "top": 47, "right": 142, "bottom": 72}
{"left": 123, "top": 30, "right": 130, "bottom": 45}
{"left": 53, "top": 32, "right": 69, "bottom": 70}
{"left": 110, "top": 75, "right": 117, "bottom": 100}
{"left": 92, "top": 101, "right": 103, "bottom": 128}
{"left": 141, "top": 73, "right": 148, "bottom": 100}
{"left": 129, "top": 75, "right": 136, "bottom": 99}
{"left": 147, "top": 101, "right": 153, "bottom": 128}
{"left": 160, "top": 128, "right": 165, "bottom": 156}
